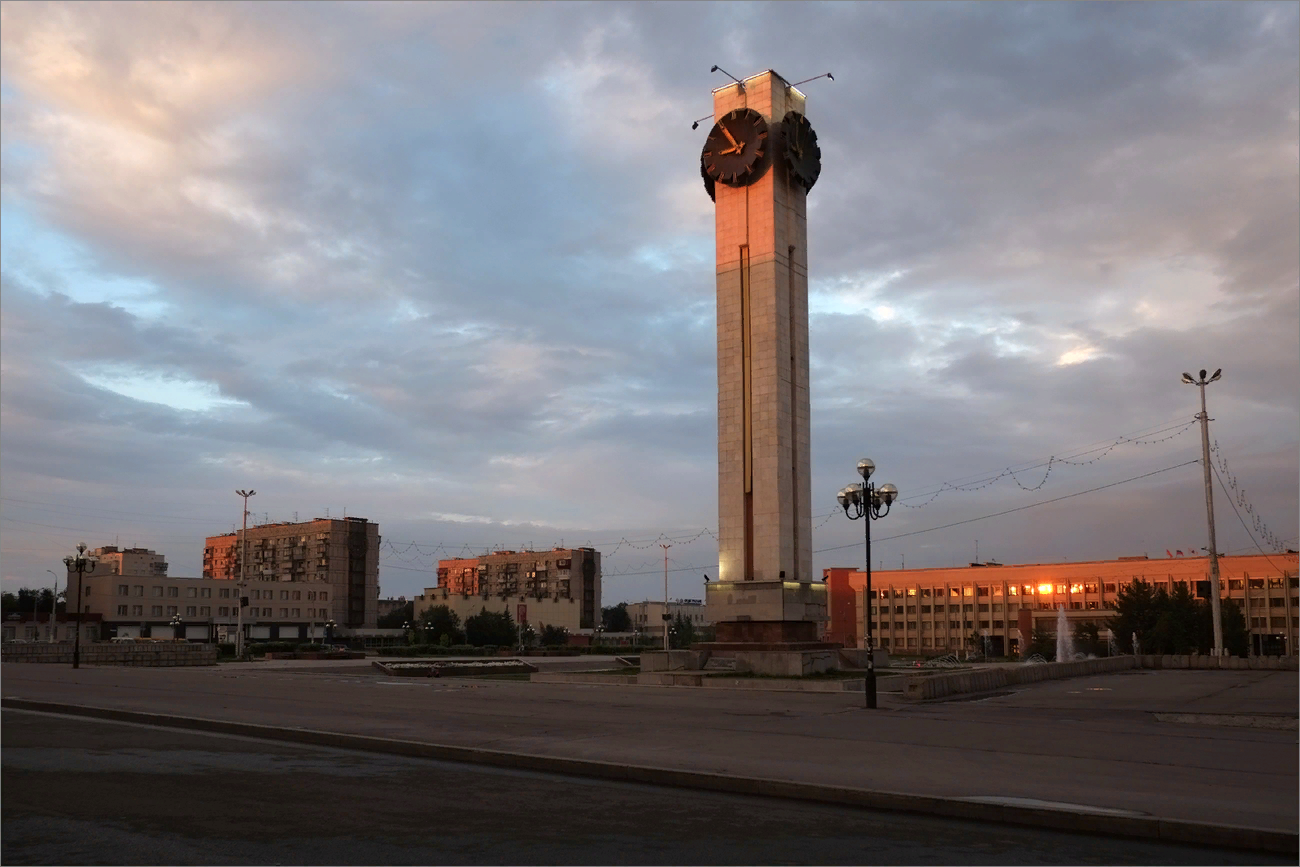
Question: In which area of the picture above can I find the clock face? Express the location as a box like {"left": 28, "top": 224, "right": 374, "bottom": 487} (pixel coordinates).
{"left": 782, "top": 111, "right": 821, "bottom": 191}
{"left": 701, "top": 108, "right": 769, "bottom": 187}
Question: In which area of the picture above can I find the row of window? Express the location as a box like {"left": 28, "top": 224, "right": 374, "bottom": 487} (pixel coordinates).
{"left": 872, "top": 617, "right": 1300, "bottom": 632}
{"left": 867, "top": 575, "right": 1298, "bottom": 599}
{"left": 115, "top": 585, "right": 328, "bottom": 602}
{"left": 113, "top": 605, "right": 332, "bottom": 619}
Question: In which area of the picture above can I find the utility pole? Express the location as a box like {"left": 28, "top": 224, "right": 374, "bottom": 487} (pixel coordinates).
{"left": 235, "top": 489, "right": 256, "bottom": 659}
{"left": 661, "top": 543, "right": 672, "bottom": 651}
{"left": 1182, "top": 369, "right": 1223, "bottom": 655}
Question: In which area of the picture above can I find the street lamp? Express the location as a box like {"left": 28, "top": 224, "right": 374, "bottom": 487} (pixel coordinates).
{"left": 837, "top": 458, "right": 899, "bottom": 709}
{"left": 324, "top": 619, "right": 337, "bottom": 645}
{"left": 62, "top": 543, "right": 98, "bottom": 669}
{"left": 235, "top": 489, "right": 256, "bottom": 659}
{"left": 45, "top": 569, "right": 59, "bottom": 643}
{"left": 170, "top": 613, "right": 184, "bottom": 641}
{"left": 1182, "top": 368, "right": 1224, "bottom": 656}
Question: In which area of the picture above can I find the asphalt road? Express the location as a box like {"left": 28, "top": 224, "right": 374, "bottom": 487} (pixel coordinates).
{"left": 3, "top": 663, "right": 1295, "bottom": 834}
{"left": 3, "top": 710, "right": 1286, "bottom": 866}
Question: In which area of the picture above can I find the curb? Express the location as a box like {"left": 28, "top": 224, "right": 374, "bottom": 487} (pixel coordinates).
{"left": 3, "top": 697, "right": 1295, "bottom": 856}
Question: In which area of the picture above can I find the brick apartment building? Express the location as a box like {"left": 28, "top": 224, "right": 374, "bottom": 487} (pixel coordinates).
{"left": 415, "top": 548, "right": 600, "bottom": 633}
{"left": 204, "top": 517, "right": 380, "bottom": 629}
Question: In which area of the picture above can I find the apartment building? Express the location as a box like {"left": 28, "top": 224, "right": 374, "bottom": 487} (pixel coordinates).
{"left": 824, "top": 553, "right": 1299, "bottom": 656}
{"left": 90, "top": 546, "right": 169, "bottom": 577}
{"left": 203, "top": 517, "right": 380, "bottom": 628}
{"left": 625, "top": 599, "right": 711, "bottom": 641}
{"left": 415, "top": 548, "right": 601, "bottom": 632}
{"left": 62, "top": 570, "right": 348, "bottom": 642}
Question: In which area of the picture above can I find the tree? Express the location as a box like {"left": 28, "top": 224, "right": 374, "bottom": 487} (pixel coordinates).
{"left": 419, "top": 604, "right": 464, "bottom": 645}
{"left": 669, "top": 613, "right": 696, "bottom": 649}
{"left": 1107, "top": 579, "right": 1164, "bottom": 653}
{"left": 1148, "top": 583, "right": 1204, "bottom": 654}
{"left": 539, "top": 624, "right": 568, "bottom": 646}
{"left": 1213, "top": 598, "right": 1249, "bottom": 657}
{"left": 601, "top": 602, "right": 631, "bottom": 632}
{"left": 465, "top": 608, "right": 516, "bottom": 647}
{"left": 377, "top": 601, "right": 414, "bottom": 629}
{"left": 1075, "top": 621, "right": 1103, "bottom": 657}
{"left": 1026, "top": 628, "right": 1054, "bottom": 660}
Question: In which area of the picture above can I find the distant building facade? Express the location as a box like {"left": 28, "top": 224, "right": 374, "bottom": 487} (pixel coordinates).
{"left": 203, "top": 517, "right": 380, "bottom": 628}
{"left": 824, "top": 553, "right": 1299, "bottom": 657}
{"left": 415, "top": 548, "right": 601, "bottom": 633}
{"left": 90, "top": 546, "right": 168, "bottom": 577}
{"left": 625, "top": 599, "right": 711, "bottom": 642}
{"left": 376, "top": 596, "right": 408, "bottom": 619}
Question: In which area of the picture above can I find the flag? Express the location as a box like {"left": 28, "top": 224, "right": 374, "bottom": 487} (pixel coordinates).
{"left": 1175, "top": 550, "right": 1183, "bottom": 557}
{"left": 1166, "top": 549, "right": 1173, "bottom": 558}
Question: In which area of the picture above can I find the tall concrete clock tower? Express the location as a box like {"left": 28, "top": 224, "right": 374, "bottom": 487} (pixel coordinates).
{"left": 702, "top": 70, "right": 826, "bottom": 646}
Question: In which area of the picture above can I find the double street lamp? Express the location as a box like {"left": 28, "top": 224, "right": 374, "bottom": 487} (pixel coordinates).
{"left": 170, "top": 613, "right": 184, "bottom": 641}
{"left": 838, "top": 459, "right": 898, "bottom": 710}
{"left": 62, "top": 543, "right": 98, "bottom": 669}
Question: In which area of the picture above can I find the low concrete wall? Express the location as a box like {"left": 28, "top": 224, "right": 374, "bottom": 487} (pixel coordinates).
{"left": 1136, "top": 654, "right": 1297, "bottom": 670}
{"left": 642, "top": 648, "right": 837, "bottom": 677}
{"left": 2, "top": 642, "right": 217, "bottom": 666}
{"left": 904, "top": 656, "right": 1136, "bottom": 700}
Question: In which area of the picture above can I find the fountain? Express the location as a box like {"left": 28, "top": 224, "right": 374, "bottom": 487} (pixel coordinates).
{"left": 1055, "top": 605, "right": 1074, "bottom": 662}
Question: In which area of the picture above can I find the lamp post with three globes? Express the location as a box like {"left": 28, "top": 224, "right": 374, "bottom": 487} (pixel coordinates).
{"left": 838, "top": 459, "right": 898, "bottom": 709}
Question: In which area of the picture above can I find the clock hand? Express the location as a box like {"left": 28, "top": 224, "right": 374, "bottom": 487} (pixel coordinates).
{"left": 720, "top": 123, "right": 741, "bottom": 150}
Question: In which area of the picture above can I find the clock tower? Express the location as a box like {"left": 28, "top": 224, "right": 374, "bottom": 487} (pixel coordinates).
{"left": 702, "top": 70, "right": 826, "bottom": 645}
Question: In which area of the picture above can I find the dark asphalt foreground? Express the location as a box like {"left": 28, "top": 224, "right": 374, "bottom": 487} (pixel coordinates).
{"left": 2, "top": 710, "right": 1286, "bottom": 867}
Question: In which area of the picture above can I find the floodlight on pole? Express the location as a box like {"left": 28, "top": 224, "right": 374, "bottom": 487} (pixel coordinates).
{"left": 235, "top": 489, "right": 256, "bottom": 658}
{"left": 1182, "top": 368, "right": 1224, "bottom": 655}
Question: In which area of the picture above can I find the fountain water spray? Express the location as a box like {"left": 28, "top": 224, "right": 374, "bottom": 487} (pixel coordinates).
{"left": 1056, "top": 605, "right": 1074, "bottom": 662}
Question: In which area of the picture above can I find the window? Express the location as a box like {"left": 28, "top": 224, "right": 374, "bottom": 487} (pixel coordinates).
{"left": 1055, "top": 585, "right": 1066, "bottom": 595}
{"left": 1248, "top": 578, "right": 1264, "bottom": 589}
{"left": 219, "top": 607, "right": 230, "bottom": 616}
{"left": 906, "top": 621, "right": 916, "bottom": 630}
{"left": 166, "top": 587, "right": 178, "bottom": 597}
{"left": 977, "top": 587, "right": 989, "bottom": 596}
{"left": 950, "top": 588, "right": 960, "bottom": 597}
{"left": 978, "top": 604, "right": 989, "bottom": 612}
{"left": 979, "top": 620, "right": 990, "bottom": 629}
{"left": 1007, "top": 585, "right": 1018, "bottom": 596}
{"left": 132, "top": 605, "right": 143, "bottom": 616}
{"left": 993, "top": 620, "right": 1004, "bottom": 628}
{"left": 201, "top": 588, "right": 212, "bottom": 598}
{"left": 117, "top": 605, "right": 128, "bottom": 615}
{"left": 185, "top": 606, "right": 196, "bottom": 617}
{"left": 186, "top": 587, "right": 197, "bottom": 598}
{"left": 1104, "top": 584, "right": 1116, "bottom": 593}
{"left": 118, "top": 585, "right": 129, "bottom": 596}
{"left": 1269, "top": 598, "right": 1284, "bottom": 607}
{"left": 1085, "top": 583, "right": 1098, "bottom": 593}
{"left": 263, "top": 608, "right": 272, "bottom": 617}
{"left": 307, "top": 591, "right": 317, "bottom": 601}
{"left": 921, "top": 588, "right": 932, "bottom": 597}
{"left": 84, "top": 585, "right": 91, "bottom": 596}
{"left": 133, "top": 585, "right": 144, "bottom": 596}
{"left": 963, "top": 587, "right": 973, "bottom": 597}
{"left": 893, "top": 622, "right": 904, "bottom": 630}
{"left": 907, "top": 588, "right": 916, "bottom": 597}
{"left": 293, "top": 591, "right": 301, "bottom": 601}
{"left": 151, "top": 606, "right": 163, "bottom": 616}
{"left": 906, "top": 606, "right": 916, "bottom": 614}
{"left": 292, "top": 608, "right": 300, "bottom": 617}
{"left": 279, "top": 608, "right": 288, "bottom": 617}
{"left": 220, "top": 588, "right": 231, "bottom": 599}
{"left": 166, "top": 606, "right": 177, "bottom": 616}
{"left": 280, "top": 591, "right": 289, "bottom": 601}
{"left": 152, "top": 586, "right": 164, "bottom": 597}
{"left": 949, "top": 620, "right": 960, "bottom": 629}
{"left": 921, "top": 606, "right": 931, "bottom": 614}
{"left": 320, "top": 592, "right": 328, "bottom": 601}
{"left": 200, "top": 607, "right": 210, "bottom": 616}
{"left": 963, "top": 620, "right": 973, "bottom": 629}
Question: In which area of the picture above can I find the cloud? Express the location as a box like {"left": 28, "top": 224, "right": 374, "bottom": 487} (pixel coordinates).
{"left": 2, "top": 2, "right": 1295, "bottom": 601}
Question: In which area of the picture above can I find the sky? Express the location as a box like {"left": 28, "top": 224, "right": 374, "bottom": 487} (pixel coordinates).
{"left": 2, "top": 1, "right": 1297, "bottom": 605}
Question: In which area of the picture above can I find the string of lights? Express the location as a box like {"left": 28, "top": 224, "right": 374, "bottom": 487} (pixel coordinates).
{"left": 1209, "top": 441, "right": 1287, "bottom": 554}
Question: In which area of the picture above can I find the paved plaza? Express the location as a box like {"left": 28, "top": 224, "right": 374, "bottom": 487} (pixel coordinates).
{"left": 2, "top": 661, "right": 1296, "bottom": 860}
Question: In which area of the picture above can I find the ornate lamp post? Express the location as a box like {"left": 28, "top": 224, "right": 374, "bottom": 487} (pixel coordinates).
{"left": 170, "top": 613, "right": 184, "bottom": 641}
{"left": 838, "top": 459, "right": 899, "bottom": 709}
{"left": 62, "top": 543, "right": 98, "bottom": 669}
{"left": 324, "top": 619, "right": 337, "bottom": 645}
